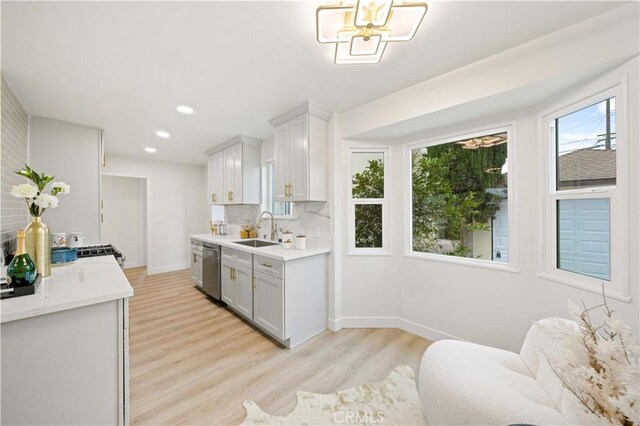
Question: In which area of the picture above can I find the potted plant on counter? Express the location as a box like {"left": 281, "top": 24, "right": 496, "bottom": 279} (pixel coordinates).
{"left": 10, "top": 165, "right": 70, "bottom": 277}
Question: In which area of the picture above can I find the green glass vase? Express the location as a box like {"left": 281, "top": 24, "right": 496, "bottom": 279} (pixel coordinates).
{"left": 25, "top": 216, "right": 51, "bottom": 277}
{"left": 7, "top": 230, "right": 37, "bottom": 286}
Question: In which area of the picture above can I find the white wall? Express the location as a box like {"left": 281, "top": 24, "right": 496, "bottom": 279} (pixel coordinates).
{"left": 103, "top": 155, "right": 208, "bottom": 275}
{"left": 29, "top": 118, "right": 102, "bottom": 244}
{"left": 331, "top": 5, "right": 640, "bottom": 351}
{"left": 101, "top": 175, "right": 146, "bottom": 268}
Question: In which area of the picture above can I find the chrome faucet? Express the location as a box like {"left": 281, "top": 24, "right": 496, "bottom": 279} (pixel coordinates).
{"left": 259, "top": 211, "right": 277, "bottom": 241}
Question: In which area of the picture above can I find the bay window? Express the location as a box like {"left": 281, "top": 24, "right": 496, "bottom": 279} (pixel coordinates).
{"left": 348, "top": 149, "right": 389, "bottom": 254}
{"left": 408, "top": 127, "right": 514, "bottom": 268}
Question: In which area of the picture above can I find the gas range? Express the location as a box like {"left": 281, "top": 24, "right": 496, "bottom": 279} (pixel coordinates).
{"left": 76, "top": 244, "right": 125, "bottom": 268}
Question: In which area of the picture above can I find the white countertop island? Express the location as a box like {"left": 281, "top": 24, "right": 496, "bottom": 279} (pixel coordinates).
{"left": 1, "top": 255, "right": 133, "bottom": 425}
{"left": 1, "top": 255, "right": 134, "bottom": 323}
{"left": 189, "top": 234, "right": 330, "bottom": 261}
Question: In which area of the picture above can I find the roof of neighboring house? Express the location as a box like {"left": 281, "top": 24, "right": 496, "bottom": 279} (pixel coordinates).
{"left": 558, "top": 148, "right": 616, "bottom": 183}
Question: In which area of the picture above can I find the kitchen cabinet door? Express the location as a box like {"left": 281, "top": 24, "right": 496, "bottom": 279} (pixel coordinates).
{"left": 234, "top": 265, "right": 253, "bottom": 321}
{"left": 230, "top": 143, "right": 243, "bottom": 203}
{"left": 191, "top": 251, "right": 203, "bottom": 287}
{"left": 221, "top": 261, "right": 236, "bottom": 308}
{"left": 208, "top": 151, "right": 224, "bottom": 205}
{"left": 289, "top": 114, "right": 308, "bottom": 201}
{"left": 273, "top": 122, "right": 290, "bottom": 202}
{"left": 223, "top": 144, "right": 243, "bottom": 205}
{"left": 254, "top": 271, "right": 285, "bottom": 340}
{"left": 223, "top": 147, "right": 236, "bottom": 204}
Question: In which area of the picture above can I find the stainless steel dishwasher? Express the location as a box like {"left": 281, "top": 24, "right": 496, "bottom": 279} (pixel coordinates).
{"left": 201, "top": 243, "right": 221, "bottom": 301}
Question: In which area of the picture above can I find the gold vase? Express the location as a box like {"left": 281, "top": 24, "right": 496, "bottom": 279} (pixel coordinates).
{"left": 25, "top": 217, "right": 51, "bottom": 277}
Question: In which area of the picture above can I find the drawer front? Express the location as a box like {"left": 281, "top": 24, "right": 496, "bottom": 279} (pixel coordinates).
{"left": 254, "top": 255, "right": 283, "bottom": 279}
{"left": 222, "top": 247, "right": 253, "bottom": 268}
{"left": 236, "top": 250, "right": 253, "bottom": 268}
{"left": 222, "top": 247, "right": 239, "bottom": 262}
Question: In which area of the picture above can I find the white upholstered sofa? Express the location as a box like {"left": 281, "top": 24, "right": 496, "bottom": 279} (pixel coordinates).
{"left": 418, "top": 318, "right": 604, "bottom": 425}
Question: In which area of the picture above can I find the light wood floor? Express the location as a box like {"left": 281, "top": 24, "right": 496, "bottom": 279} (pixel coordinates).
{"left": 125, "top": 267, "right": 431, "bottom": 425}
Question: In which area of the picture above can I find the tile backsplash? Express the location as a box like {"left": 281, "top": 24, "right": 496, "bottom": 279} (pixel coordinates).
{"left": 216, "top": 202, "right": 330, "bottom": 248}
{"left": 1, "top": 73, "right": 30, "bottom": 260}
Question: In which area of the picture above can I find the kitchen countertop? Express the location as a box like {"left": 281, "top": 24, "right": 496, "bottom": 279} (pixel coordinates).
{"left": 189, "top": 234, "right": 331, "bottom": 261}
{"left": 1, "top": 256, "right": 134, "bottom": 324}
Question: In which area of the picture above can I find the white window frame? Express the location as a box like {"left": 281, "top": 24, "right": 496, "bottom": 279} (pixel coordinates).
{"left": 404, "top": 124, "right": 519, "bottom": 273}
{"left": 263, "top": 160, "right": 293, "bottom": 220}
{"left": 347, "top": 148, "right": 391, "bottom": 256}
{"left": 539, "top": 81, "right": 630, "bottom": 301}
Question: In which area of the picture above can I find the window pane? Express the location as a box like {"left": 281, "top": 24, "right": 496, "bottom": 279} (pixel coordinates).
{"left": 269, "top": 162, "right": 291, "bottom": 216}
{"left": 355, "top": 204, "right": 382, "bottom": 248}
{"left": 411, "top": 132, "right": 508, "bottom": 262}
{"left": 352, "top": 152, "right": 384, "bottom": 199}
{"left": 557, "top": 198, "right": 610, "bottom": 280}
{"left": 557, "top": 97, "right": 616, "bottom": 190}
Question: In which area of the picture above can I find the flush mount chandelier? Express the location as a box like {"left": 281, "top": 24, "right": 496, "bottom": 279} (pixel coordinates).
{"left": 456, "top": 133, "right": 508, "bottom": 150}
{"left": 316, "top": 0, "right": 428, "bottom": 65}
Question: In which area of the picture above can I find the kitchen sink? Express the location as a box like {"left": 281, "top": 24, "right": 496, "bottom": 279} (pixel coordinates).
{"left": 233, "top": 240, "right": 279, "bottom": 248}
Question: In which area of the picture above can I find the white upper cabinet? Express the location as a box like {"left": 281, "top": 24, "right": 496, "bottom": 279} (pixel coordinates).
{"left": 207, "top": 151, "right": 224, "bottom": 205}
{"left": 206, "top": 135, "right": 262, "bottom": 205}
{"left": 269, "top": 102, "right": 332, "bottom": 202}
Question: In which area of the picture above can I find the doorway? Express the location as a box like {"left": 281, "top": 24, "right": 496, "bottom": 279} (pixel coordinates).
{"left": 101, "top": 175, "right": 147, "bottom": 268}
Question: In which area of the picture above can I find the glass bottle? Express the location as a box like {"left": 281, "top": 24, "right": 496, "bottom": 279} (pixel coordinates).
{"left": 7, "top": 230, "right": 37, "bottom": 287}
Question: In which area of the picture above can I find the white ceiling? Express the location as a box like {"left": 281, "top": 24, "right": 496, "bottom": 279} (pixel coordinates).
{"left": 1, "top": 1, "right": 626, "bottom": 164}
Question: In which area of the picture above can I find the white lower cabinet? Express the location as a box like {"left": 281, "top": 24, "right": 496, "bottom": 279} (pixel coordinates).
{"left": 234, "top": 265, "right": 253, "bottom": 320}
{"left": 221, "top": 261, "right": 236, "bottom": 307}
{"left": 1, "top": 299, "right": 129, "bottom": 425}
{"left": 221, "top": 247, "right": 327, "bottom": 348}
{"left": 221, "top": 260, "right": 253, "bottom": 320}
{"left": 253, "top": 271, "right": 285, "bottom": 340}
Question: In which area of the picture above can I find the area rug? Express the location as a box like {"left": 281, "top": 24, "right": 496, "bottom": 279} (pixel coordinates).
{"left": 242, "top": 365, "right": 426, "bottom": 425}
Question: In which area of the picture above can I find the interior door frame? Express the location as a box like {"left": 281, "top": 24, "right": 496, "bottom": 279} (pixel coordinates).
{"left": 100, "top": 173, "right": 149, "bottom": 271}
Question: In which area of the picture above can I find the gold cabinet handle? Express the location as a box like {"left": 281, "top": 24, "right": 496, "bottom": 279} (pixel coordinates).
{"left": 252, "top": 276, "right": 256, "bottom": 289}
{"left": 228, "top": 191, "right": 234, "bottom": 202}
{"left": 193, "top": 253, "right": 197, "bottom": 263}
{"left": 260, "top": 262, "right": 272, "bottom": 268}
{"left": 211, "top": 193, "right": 216, "bottom": 202}
{"left": 229, "top": 267, "right": 233, "bottom": 280}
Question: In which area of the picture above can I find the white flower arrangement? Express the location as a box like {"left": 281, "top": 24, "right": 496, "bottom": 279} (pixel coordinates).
{"left": 545, "top": 290, "right": 639, "bottom": 426}
{"left": 34, "top": 193, "right": 59, "bottom": 209}
{"left": 11, "top": 165, "right": 70, "bottom": 217}
{"left": 10, "top": 183, "right": 38, "bottom": 199}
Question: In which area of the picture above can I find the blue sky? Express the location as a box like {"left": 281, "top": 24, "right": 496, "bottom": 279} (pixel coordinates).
{"left": 557, "top": 97, "right": 616, "bottom": 155}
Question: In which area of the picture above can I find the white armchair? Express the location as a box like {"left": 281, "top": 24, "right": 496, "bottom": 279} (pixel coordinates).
{"left": 418, "top": 318, "right": 603, "bottom": 425}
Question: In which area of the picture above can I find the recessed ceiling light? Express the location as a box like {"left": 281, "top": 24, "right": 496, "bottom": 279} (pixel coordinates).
{"left": 176, "top": 105, "right": 194, "bottom": 114}
{"left": 145, "top": 147, "right": 157, "bottom": 153}
{"left": 156, "top": 130, "right": 170, "bottom": 139}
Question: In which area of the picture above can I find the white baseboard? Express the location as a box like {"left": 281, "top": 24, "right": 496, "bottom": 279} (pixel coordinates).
{"left": 398, "top": 318, "right": 463, "bottom": 342}
{"left": 336, "top": 316, "right": 462, "bottom": 342}
{"left": 146, "top": 263, "right": 189, "bottom": 275}
{"left": 340, "top": 316, "right": 401, "bottom": 329}
{"left": 328, "top": 317, "right": 341, "bottom": 331}
{"left": 124, "top": 261, "right": 145, "bottom": 269}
